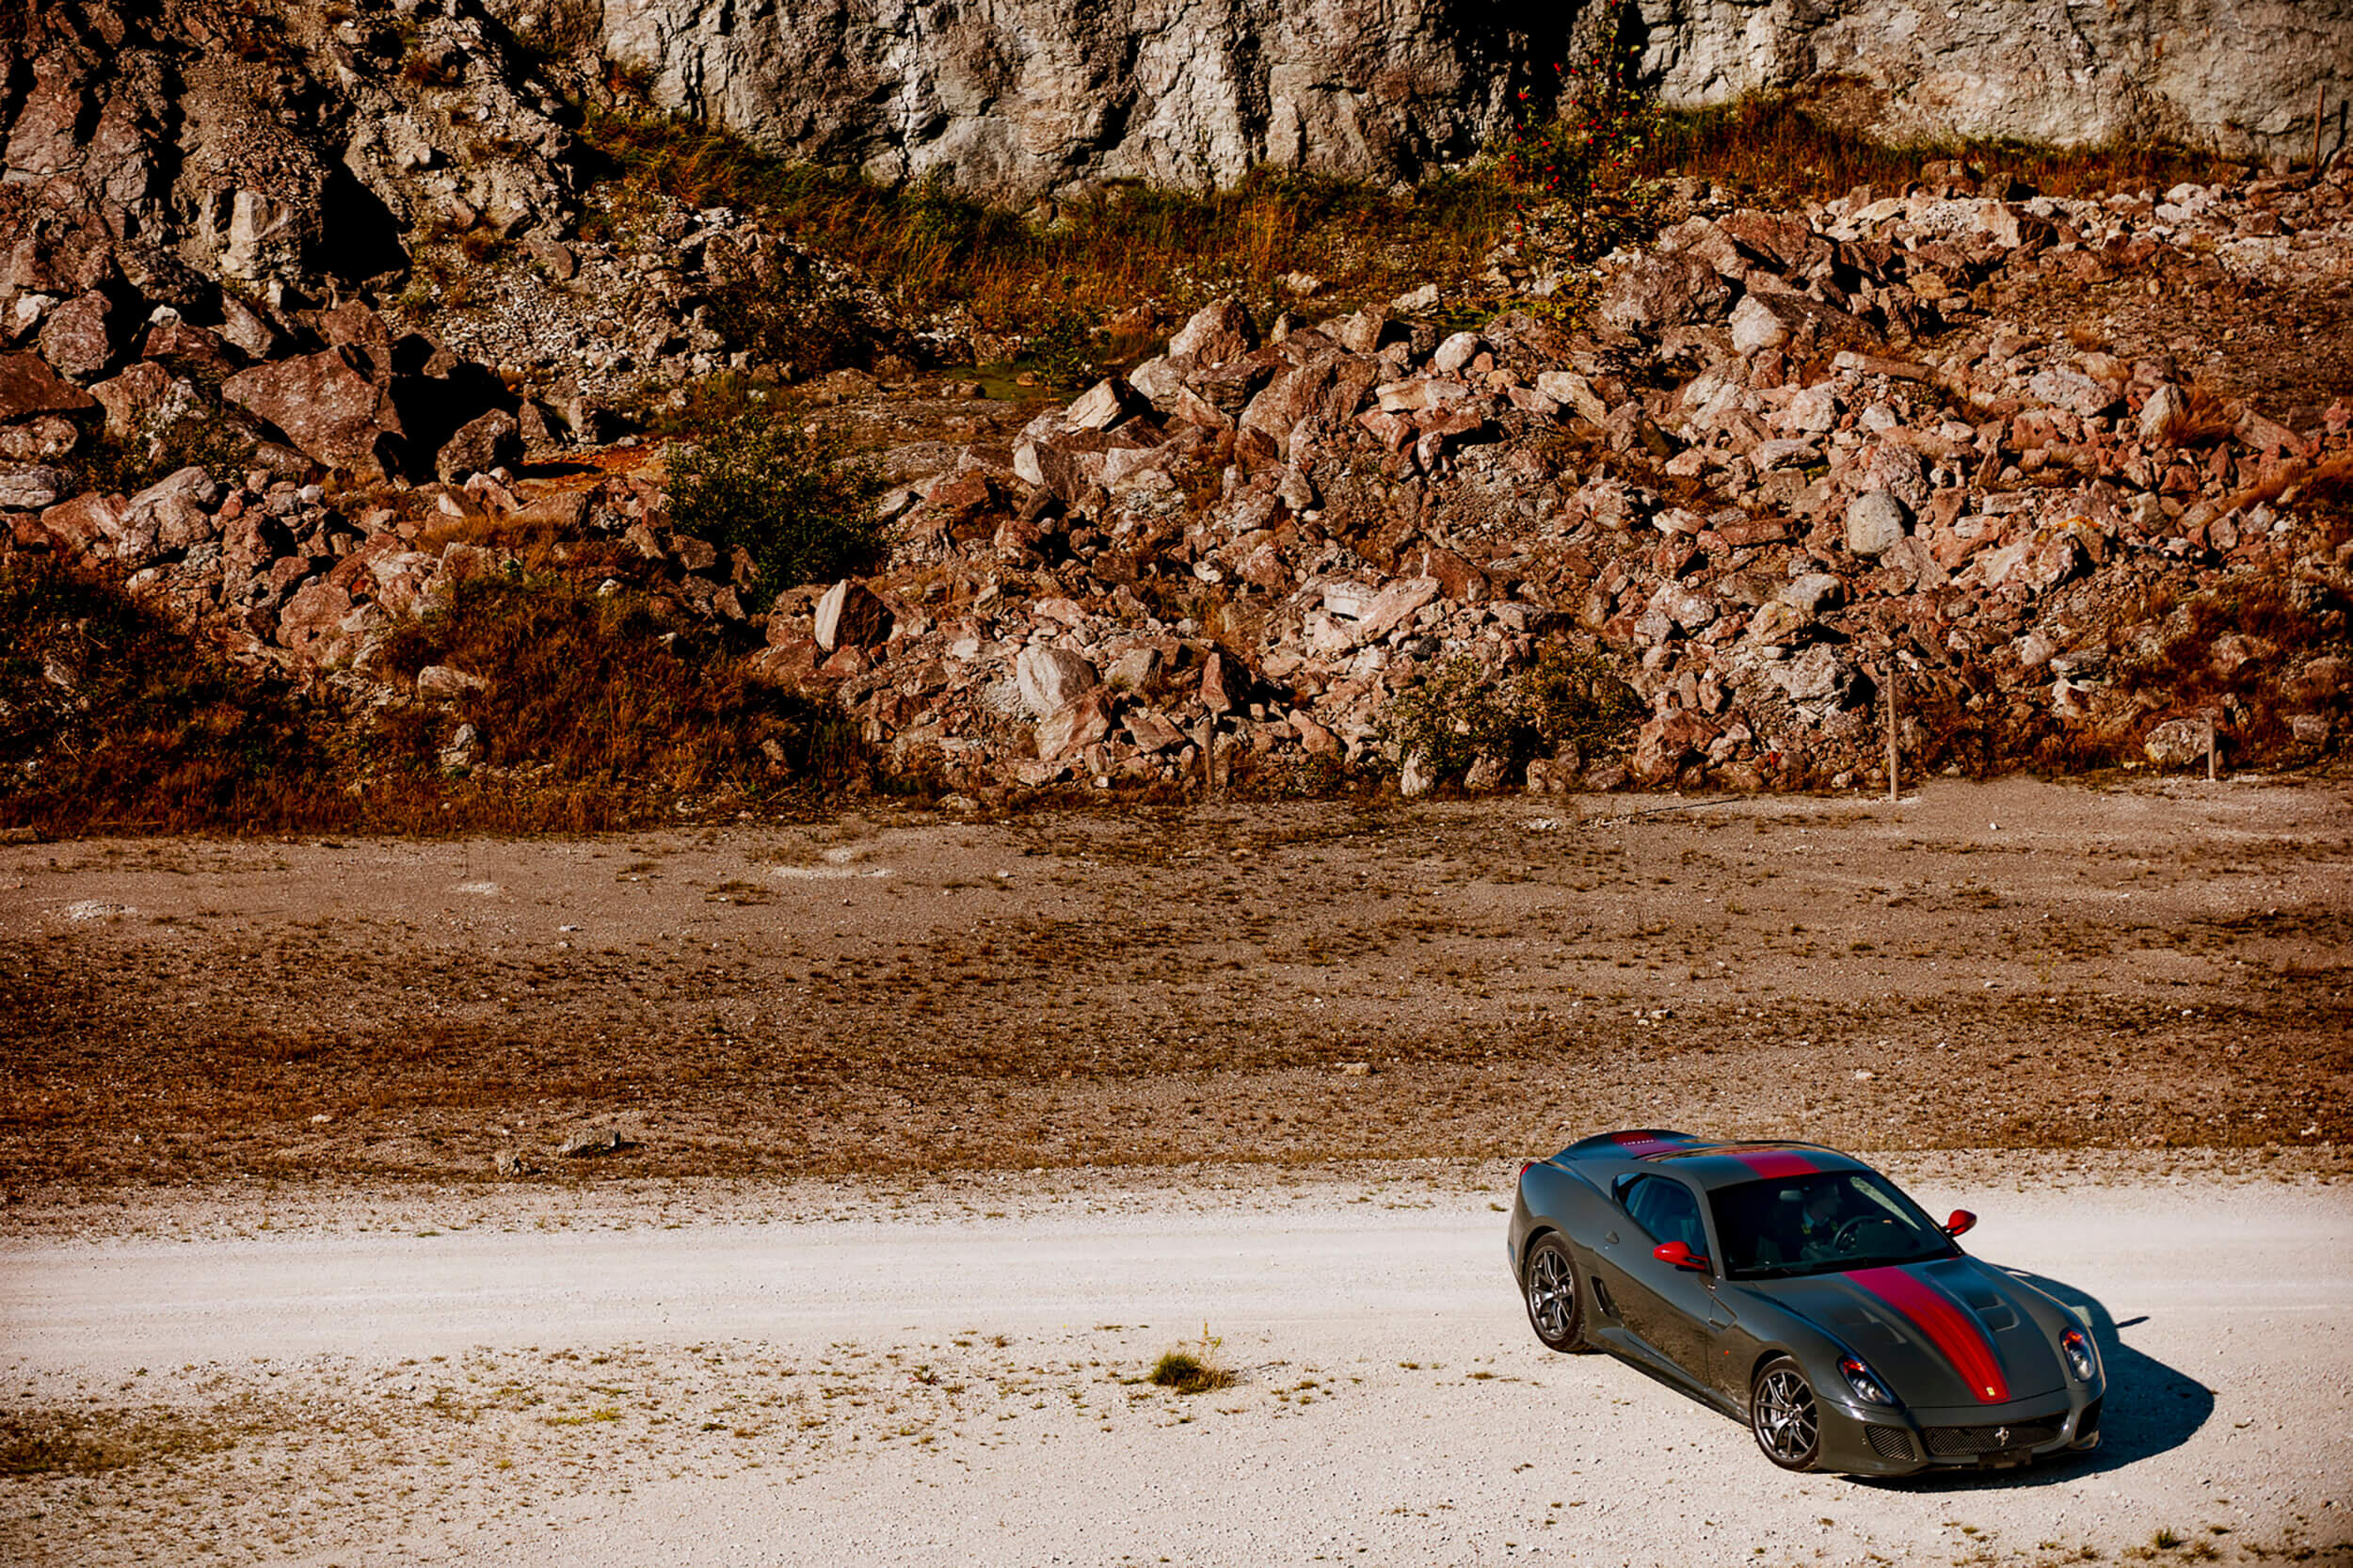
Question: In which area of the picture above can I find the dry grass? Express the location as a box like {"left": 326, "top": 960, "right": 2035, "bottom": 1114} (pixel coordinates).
{"left": 580, "top": 109, "right": 1511, "bottom": 337}
{"left": 1633, "top": 89, "right": 2242, "bottom": 204}
{"left": 0, "top": 558, "right": 880, "bottom": 838}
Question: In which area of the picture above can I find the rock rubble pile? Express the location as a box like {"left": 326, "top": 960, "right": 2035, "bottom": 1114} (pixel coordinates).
{"left": 8, "top": 109, "right": 2351, "bottom": 797}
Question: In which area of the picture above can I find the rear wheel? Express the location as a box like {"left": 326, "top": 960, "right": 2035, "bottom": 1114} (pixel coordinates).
{"left": 1522, "top": 1235, "right": 1593, "bottom": 1352}
{"left": 1751, "top": 1356, "right": 1821, "bottom": 1470}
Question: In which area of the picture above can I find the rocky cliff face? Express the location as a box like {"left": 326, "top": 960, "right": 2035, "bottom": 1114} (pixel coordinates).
{"left": 547, "top": 0, "right": 2351, "bottom": 201}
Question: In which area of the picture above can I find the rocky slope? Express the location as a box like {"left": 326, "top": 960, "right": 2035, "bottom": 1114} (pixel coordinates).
{"left": 535, "top": 0, "right": 2353, "bottom": 201}
{"left": 8, "top": 146, "right": 2349, "bottom": 804}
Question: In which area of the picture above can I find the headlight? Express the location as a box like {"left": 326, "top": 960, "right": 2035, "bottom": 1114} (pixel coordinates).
{"left": 1839, "top": 1354, "right": 1896, "bottom": 1406}
{"left": 2060, "top": 1327, "right": 2099, "bottom": 1383}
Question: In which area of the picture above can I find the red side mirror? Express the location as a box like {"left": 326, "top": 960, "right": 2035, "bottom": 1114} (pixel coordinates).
{"left": 1944, "top": 1209, "right": 1977, "bottom": 1238}
{"left": 1653, "top": 1240, "right": 1711, "bottom": 1272}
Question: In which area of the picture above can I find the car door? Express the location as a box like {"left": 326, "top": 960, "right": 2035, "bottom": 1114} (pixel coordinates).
{"left": 1603, "top": 1173, "right": 1731, "bottom": 1391}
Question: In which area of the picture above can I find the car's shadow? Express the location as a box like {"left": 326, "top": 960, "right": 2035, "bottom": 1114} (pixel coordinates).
{"left": 1846, "top": 1267, "right": 2214, "bottom": 1493}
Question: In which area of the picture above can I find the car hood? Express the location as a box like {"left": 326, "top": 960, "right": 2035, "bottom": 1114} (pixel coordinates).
{"left": 1740, "top": 1256, "right": 2065, "bottom": 1408}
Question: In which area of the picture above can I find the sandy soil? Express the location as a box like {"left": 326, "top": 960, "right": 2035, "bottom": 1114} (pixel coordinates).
{"left": 2, "top": 1160, "right": 2347, "bottom": 1567}
{"left": 2, "top": 776, "right": 2350, "bottom": 1192}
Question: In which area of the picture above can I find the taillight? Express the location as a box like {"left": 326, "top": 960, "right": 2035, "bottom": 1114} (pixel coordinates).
{"left": 1518, "top": 1160, "right": 1538, "bottom": 1179}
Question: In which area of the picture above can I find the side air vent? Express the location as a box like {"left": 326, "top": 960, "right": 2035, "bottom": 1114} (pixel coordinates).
{"left": 1865, "top": 1424, "right": 1916, "bottom": 1462}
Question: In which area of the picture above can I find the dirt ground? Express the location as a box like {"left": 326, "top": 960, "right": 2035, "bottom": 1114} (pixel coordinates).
{"left": 3, "top": 776, "right": 2349, "bottom": 1195}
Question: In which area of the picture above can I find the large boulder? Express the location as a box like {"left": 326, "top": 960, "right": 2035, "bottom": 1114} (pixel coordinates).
{"left": 221, "top": 345, "right": 406, "bottom": 481}
{"left": 435, "top": 408, "right": 520, "bottom": 482}
{"left": 1016, "top": 645, "right": 1099, "bottom": 717}
{"left": 0, "top": 353, "right": 100, "bottom": 422}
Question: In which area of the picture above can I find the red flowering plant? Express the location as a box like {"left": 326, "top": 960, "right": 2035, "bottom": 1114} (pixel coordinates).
{"left": 1494, "top": 18, "right": 1660, "bottom": 254}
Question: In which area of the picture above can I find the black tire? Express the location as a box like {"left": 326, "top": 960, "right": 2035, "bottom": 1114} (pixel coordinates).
{"left": 1522, "top": 1234, "right": 1593, "bottom": 1352}
{"left": 1751, "top": 1355, "right": 1821, "bottom": 1471}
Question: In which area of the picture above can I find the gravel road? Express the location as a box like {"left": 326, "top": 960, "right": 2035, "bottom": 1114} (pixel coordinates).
{"left": 5, "top": 1164, "right": 2348, "bottom": 1566}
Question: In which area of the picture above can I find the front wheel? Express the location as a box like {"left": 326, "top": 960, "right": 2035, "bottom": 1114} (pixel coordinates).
{"left": 1751, "top": 1355, "right": 1821, "bottom": 1470}
{"left": 1522, "top": 1235, "right": 1593, "bottom": 1352}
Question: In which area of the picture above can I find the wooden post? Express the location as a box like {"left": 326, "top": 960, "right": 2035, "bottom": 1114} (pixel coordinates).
{"left": 2205, "top": 718, "right": 2218, "bottom": 782}
{"left": 2317, "top": 84, "right": 2329, "bottom": 176}
{"left": 1885, "top": 659, "right": 1900, "bottom": 804}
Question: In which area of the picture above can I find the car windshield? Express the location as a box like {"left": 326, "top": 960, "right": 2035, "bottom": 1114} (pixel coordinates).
{"left": 1708, "top": 1171, "right": 1958, "bottom": 1280}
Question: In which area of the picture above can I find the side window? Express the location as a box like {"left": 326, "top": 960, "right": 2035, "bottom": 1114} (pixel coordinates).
{"left": 1622, "top": 1175, "right": 1707, "bottom": 1257}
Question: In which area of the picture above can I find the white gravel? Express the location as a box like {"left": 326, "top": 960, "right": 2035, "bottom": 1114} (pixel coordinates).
{"left": 3, "top": 1164, "right": 2348, "bottom": 1566}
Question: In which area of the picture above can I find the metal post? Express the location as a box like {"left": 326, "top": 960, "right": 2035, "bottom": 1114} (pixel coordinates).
{"left": 1885, "top": 659, "right": 1900, "bottom": 804}
{"left": 2317, "top": 84, "right": 2328, "bottom": 175}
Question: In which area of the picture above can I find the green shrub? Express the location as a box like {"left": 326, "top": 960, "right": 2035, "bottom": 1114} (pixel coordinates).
{"left": 1379, "top": 655, "right": 1522, "bottom": 784}
{"left": 664, "top": 410, "right": 886, "bottom": 592}
{"left": 1377, "top": 641, "right": 1643, "bottom": 788}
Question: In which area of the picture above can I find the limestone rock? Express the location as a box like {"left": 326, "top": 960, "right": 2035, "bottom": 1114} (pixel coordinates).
{"left": 436, "top": 408, "right": 521, "bottom": 482}
{"left": 1845, "top": 490, "right": 1910, "bottom": 557}
{"left": 1016, "top": 645, "right": 1099, "bottom": 717}
{"left": 221, "top": 346, "right": 407, "bottom": 481}
{"left": 814, "top": 580, "right": 892, "bottom": 651}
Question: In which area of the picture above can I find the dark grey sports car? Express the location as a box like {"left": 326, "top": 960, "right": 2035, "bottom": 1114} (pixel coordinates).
{"left": 1506, "top": 1129, "right": 2106, "bottom": 1474}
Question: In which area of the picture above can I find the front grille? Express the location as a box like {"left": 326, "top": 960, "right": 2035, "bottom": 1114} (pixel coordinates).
{"left": 2075, "top": 1398, "right": 2103, "bottom": 1440}
{"left": 1922, "top": 1418, "right": 2063, "bottom": 1458}
{"left": 1865, "top": 1424, "right": 1916, "bottom": 1462}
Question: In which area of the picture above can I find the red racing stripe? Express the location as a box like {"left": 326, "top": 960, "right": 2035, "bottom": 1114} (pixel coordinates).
{"left": 1726, "top": 1147, "right": 1820, "bottom": 1179}
{"left": 1849, "top": 1265, "right": 2011, "bottom": 1404}
{"left": 1610, "top": 1131, "right": 1688, "bottom": 1159}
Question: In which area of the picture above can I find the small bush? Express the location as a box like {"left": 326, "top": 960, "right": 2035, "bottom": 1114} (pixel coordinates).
{"left": 1378, "top": 641, "right": 1643, "bottom": 788}
{"left": 70, "top": 416, "right": 258, "bottom": 498}
{"left": 665, "top": 410, "right": 886, "bottom": 592}
{"left": 704, "top": 275, "right": 875, "bottom": 381}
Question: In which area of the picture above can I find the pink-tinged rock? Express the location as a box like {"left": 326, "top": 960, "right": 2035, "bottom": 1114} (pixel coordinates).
{"left": 279, "top": 579, "right": 355, "bottom": 649}
{"left": 1037, "top": 689, "right": 1113, "bottom": 760}
{"left": 221, "top": 345, "right": 406, "bottom": 480}
{"left": 1124, "top": 708, "right": 1187, "bottom": 753}
{"left": 34, "top": 492, "right": 124, "bottom": 555}
{"left": 1356, "top": 577, "right": 1441, "bottom": 640}
{"left": 37, "top": 292, "right": 119, "bottom": 381}
{"left": 1168, "top": 298, "right": 1254, "bottom": 366}
{"left": 0, "top": 351, "right": 99, "bottom": 420}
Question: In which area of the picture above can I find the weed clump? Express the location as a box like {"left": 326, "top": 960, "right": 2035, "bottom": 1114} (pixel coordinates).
{"left": 665, "top": 409, "right": 885, "bottom": 595}
{"left": 1148, "top": 1327, "right": 1235, "bottom": 1396}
